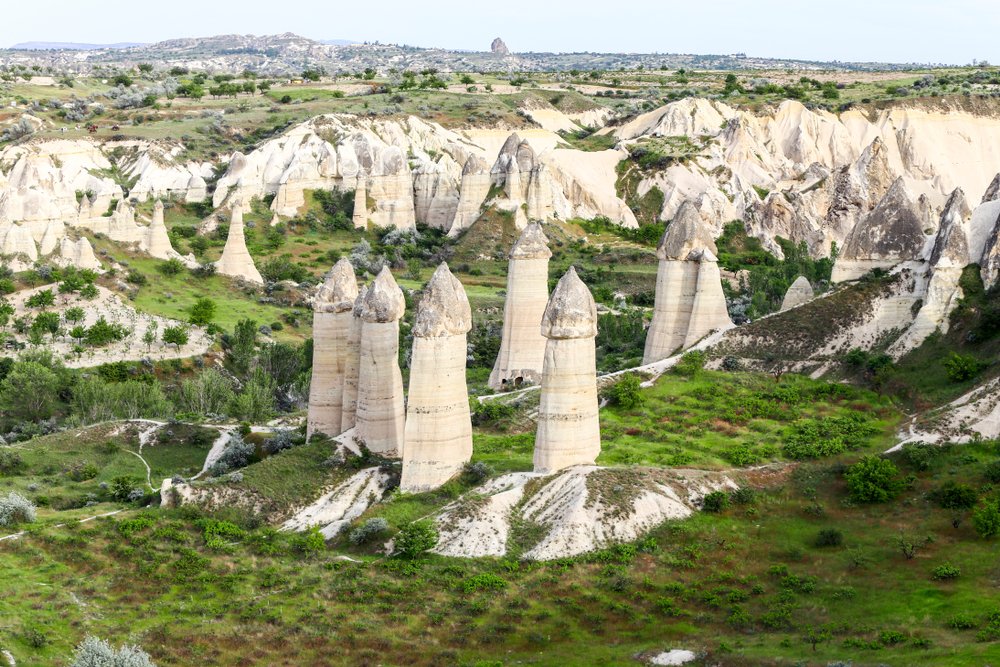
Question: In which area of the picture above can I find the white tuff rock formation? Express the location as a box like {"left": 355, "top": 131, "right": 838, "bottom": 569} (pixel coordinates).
{"left": 354, "top": 267, "right": 406, "bottom": 456}
{"left": 779, "top": 276, "right": 814, "bottom": 311}
{"left": 307, "top": 259, "right": 359, "bottom": 439}
{"left": 39, "top": 219, "right": 65, "bottom": 256}
{"left": 401, "top": 263, "right": 474, "bottom": 492}
{"left": 58, "top": 237, "right": 101, "bottom": 271}
{"left": 643, "top": 202, "right": 733, "bottom": 363}
{"left": 533, "top": 267, "right": 601, "bottom": 474}
{"left": 215, "top": 205, "right": 263, "bottom": 284}
{"left": 340, "top": 285, "right": 367, "bottom": 431}
{"left": 489, "top": 222, "right": 552, "bottom": 390}
{"left": 448, "top": 155, "right": 491, "bottom": 236}
{"left": 139, "top": 200, "right": 178, "bottom": 260}
{"left": 1, "top": 223, "right": 38, "bottom": 261}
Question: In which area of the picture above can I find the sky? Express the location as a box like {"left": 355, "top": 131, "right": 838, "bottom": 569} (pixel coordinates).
{"left": 3, "top": 0, "right": 999, "bottom": 65}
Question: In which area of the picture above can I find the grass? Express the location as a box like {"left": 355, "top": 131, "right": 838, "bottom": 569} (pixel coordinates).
{"left": 1, "top": 436, "right": 997, "bottom": 665}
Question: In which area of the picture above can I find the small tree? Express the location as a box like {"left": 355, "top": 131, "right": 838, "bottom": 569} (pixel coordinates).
{"left": 142, "top": 322, "right": 158, "bottom": 350}
{"left": 25, "top": 289, "right": 55, "bottom": 309}
{"left": 845, "top": 455, "right": 902, "bottom": 503}
{"left": 944, "top": 353, "right": 981, "bottom": 382}
{"left": 972, "top": 500, "right": 1000, "bottom": 539}
{"left": 162, "top": 326, "right": 189, "bottom": 349}
{"left": 606, "top": 373, "right": 645, "bottom": 409}
{"left": 394, "top": 520, "right": 438, "bottom": 559}
{"left": 65, "top": 306, "right": 85, "bottom": 324}
{"left": 189, "top": 298, "right": 216, "bottom": 326}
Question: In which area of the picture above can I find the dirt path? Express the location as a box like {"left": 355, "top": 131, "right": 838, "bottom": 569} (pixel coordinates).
{"left": 0, "top": 509, "right": 124, "bottom": 543}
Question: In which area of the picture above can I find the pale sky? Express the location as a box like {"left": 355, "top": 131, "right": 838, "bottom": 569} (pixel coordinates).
{"left": 3, "top": 0, "right": 999, "bottom": 65}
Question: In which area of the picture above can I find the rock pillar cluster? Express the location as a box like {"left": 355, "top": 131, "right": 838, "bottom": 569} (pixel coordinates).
{"left": 643, "top": 202, "right": 733, "bottom": 363}
{"left": 401, "top": 263, "right": 474, "bottom": 492}
{"left": 307, "top": 259, "right": 359, "bottom": 440}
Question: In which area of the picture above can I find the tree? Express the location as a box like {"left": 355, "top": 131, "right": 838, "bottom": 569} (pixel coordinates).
{"left": 70, "top": 325, "right": 87, "bottom": 344}
{"left": 189, "top": 298, "right": 216, "bottom": 326}
{"left": 394, "top": 520, "right": 438, "bottom": 559}
{"left": 162, "top": 326, "right": 189, "bottom": 348}
{"left": 845, "top": 456, "right": 902, "bottom": 503}
{"left": 25, "top": 289, "right": 55, "bottom": 309}
{"left": 0, "top": 361, "right": 60, "bottom": 421}
{"left": 65, "top": 306, "right": 85, "bottom": 324}
{"left": 228, "top": 318, "right": 258, "bottom": 375}
{"left": 178, "top": 369, "right": 234, "bottom": 417}
{"left": 142, "top": 322, "right": 158, "bottom": 350}
{"left": 31, "top": 311, "right": 60, "bottom": 337}
{"left": 972, "top": 500, "right": 1000, "bottom": 539}
{"left": 227, "top": 369, "right": 276, "bottom": 422}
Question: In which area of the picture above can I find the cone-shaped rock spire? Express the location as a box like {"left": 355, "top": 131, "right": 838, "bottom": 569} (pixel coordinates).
{"left": 140, "top": 200, "right": 178, "bottom": 260}
{"left": 354, "top": 267, "right": 406, "bottom": 456}
{"left": 779, "top": 276, "right": 814, "bottom": 311}
{"left": 533, "top": 267, "right": 601, "bottom": 474}
{"left": 489, "top": 222, "right": 552, "bottom": 390}
{"left": 401, "top": 264, "right": 474, "bottom": 491}
{"left": 215, "top": 204, "right": 264, "bottom": 284}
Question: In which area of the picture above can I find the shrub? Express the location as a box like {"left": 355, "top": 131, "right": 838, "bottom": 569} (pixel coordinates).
{"left": 394, "top": 520, "right": 438, "bottom": 559}
{"left": 209, "top": 434, "right": 255, "bottom": 476}
{"left": 0, "top": 448, "right": 24, "bottom": 475}
{"left": 702, "top": 491, "right": 729, "bottom": 513}
{"left": 471, "top": 400, "right": 515, "bottom": 426}
{"left": 674, "top": 350, "right": 706, "bottom": 376}
{"left": 944, "top": 353, "right": 982, "bottom": 382}
{"left": 0, "top": 492, "right": 36, "bottom": 526}
{"left": 814, "top": 528, "right": 844, "bottom": 547}
{"left": 606, "top": 373, "right": 645, "bottom": 409}
{"left": 984, "top": 460, "right": 1000, "bottom": 483}
{"left": 845, "top": 455, "right": 902, "bottom": 503}
{"left": 930, "top": 563, "right": 961, "bottom": 580}
{"left": 349, "top": 518, "right": 390, "bottom": 545}
{"left": 461, "top": 461, "right": 494, "bottom": 485}
{"left": 188, "top": 297, "right": 216, "bottom": 326}
{"left": 462, "top": 573, "right": 508, "bottom": 593}
{"left": 292, "top": 527, "right": 326, "bottom": 555}
{"left": 931, "top": 482, "right": 978, "bottom": 510}
{"left": 69, "top": 635, "right": 156, "bottom": 667}
{"left": 972, "top": 500, "right": 1000, "bottom": 539}
{"left": 730, "top": 487, "right": 756, "bottom": 505}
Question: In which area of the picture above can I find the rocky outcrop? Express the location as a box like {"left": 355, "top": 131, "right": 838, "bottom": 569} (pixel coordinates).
{"left": 354, "top": 267, "right": 406, "bottom": 456}
{"left": 490, "top": 133, "right": 555, "bottom": 223}
{"left": 489, "top": 222, "right": 552, "bottom": 390}
{"left": 39, "top": 219, "right": 64, "bottom": 256}
{"left": 831, "top": 178, "right": 933, "bottom": 282}
{"left": 401, "top": 263, "right": 473, "bottom": 492}
{"left": 448, "top": 155, "right": 491, "bottom": 236}
{"left": 977, "top": 173, "right": 1000, "bottom": 289}
{"left": 643, "top": 202, "right": 733, "bottom": 363}
{"left": 340, "top": 285, "right": 368, "bottom": 431}
{"left": 1, "top": 222, "right": 38, "bottom": 261}
{"left": 58, "top": 237, "right": 101, "bottom": 271}
{"left": 90, "top": 199, "right": 144, "bottom": 244}
{"left": 139, "top": 200, "right": 178, "bottom": 260}
{"left": 215, "top": 205, "right": 263, "bottom": 284}
{"left": 413, "top": 156, "right": 461, "bottom": 230}
{"left": 363, "top": 146, "right": 416, "bottom": 230}
{"left": 533, "top": 267, "right": 601, "bottom": 475}
{"left": 779, "top": 276, "right": 814, "bottom": 311}
{"left": 307, "top": 259, "right": 359, "bottom": 440}
{"left": 892, "top": 189, "right": 972, "bottom": 354}
{"left": 491, "top": 38, "right": 510, "bottom": 56}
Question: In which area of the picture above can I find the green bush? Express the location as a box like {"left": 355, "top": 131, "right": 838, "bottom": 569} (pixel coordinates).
{"left": 702, "top": 491, "right": 729, "bottom": 513}
{"left": 394, "top": 520, "right": 438, "bottom": 559}
{"left": 931, "top": 482, "right": 978, "bottom": 510}
{"left": 972, "top": 500, "right": 1000, "bottom": 538}
{"left": 984, "top": 460, "right": 1000, "bottom": 483}
{"left": 462, "top": 573, "right": 508, "bottom": 593}
{"left": 606, "top": 373, "right": 645, "bottom": 409}
{"left": 674, "top": 350, "right": 706, "bottom": 376}
{"left": 845, "top": 455, "right": 902, "bottom": 503}
{"left": 814, "top": 528, "right": 844, "bottom": 548}
{"left": 931, "top": 563, "right": 961, "bottom": 580}
{"left": 471, "top": 400, "right": 516, "bottom": 426}
{"left": 944, "top": 353, "right": 982, "bottom": 382}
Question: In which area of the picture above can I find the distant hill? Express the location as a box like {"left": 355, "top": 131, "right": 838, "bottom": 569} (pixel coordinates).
{"left": 10, "top": 41, "right": 145, "bottom": 50}
{"left": 320, "top": 39, "right": 359, "bottom": 46}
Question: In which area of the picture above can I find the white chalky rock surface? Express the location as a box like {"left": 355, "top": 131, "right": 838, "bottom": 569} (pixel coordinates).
{"left": 489, "top": 222, "right": 552, "bottom": 390}
{"left": 281, "top": 467, "right": 392, "bottom": 539}
{"left": 215, "top": 204, "right": 263, "bottom": 284}
{"left": 139, "top": 200, "right": 179, "bottom": 260}
{"left": 533, "top": 267, "right": 600, "bottom": 474}
{"left": 644, "top": 202, "right": 732, "bottom": 363}
{"left": 354, "top": 267, "right": 406, "bottom": 456}
{"left": 307, "top": 259, "right": 359, "bottom": 439}
{"left": 779, "top": 276, "right": 814, "bottom": 312}
{"left": 340, "top": 285, "right": 367, "bottom": 431}
{"left": 401, "top": 263, "right": 473, "bottom": 492}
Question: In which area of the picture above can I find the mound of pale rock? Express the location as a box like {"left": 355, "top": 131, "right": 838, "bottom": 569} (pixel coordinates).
{"left": 433, "top": 466, "right": 737, "bottom": 560}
